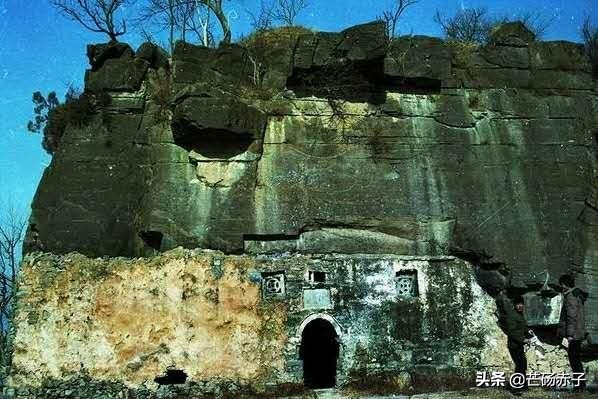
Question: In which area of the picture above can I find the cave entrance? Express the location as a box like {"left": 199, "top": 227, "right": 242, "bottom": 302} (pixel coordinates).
{"left": 300, "top": 318, "right": 340, "bottom": 389}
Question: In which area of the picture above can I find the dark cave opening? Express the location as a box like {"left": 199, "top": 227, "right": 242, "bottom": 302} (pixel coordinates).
{"left": 139, "top": 231, "right": 163, "bottom": 251}
{"left": 300, "top": 318, "right": 339, "bottom": 389}
{"left": 286, "top": 57, "right": 441, "bottom": 104}
{"left": 154, "top": 369, "right": 188, "bottom": 385}
{"left": 172, "top": 119, "right": 254, "bottom": 159}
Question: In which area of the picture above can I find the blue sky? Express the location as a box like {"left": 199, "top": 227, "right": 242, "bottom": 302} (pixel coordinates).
{"left": 0, "top": 0, "right": 596, "bottom": 221}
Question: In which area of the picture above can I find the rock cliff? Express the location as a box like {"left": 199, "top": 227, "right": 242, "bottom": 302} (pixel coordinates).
{"left": 11, "top": 20, "right": 598, "bottom": 397}
{"left": 28, "top": 22, "right": 597, "bottom": 294}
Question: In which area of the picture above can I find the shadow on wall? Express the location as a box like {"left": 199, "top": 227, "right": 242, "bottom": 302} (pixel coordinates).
{"left": 286, "top": 57, "right": 441, "bottom": 105}
{"left": 171, "top": 119, "right": 255, "bottom": 159}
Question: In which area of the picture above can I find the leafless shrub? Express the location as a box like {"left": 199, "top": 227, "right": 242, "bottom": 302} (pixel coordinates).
{"left": 147, "top": 70, "right": 172, "bottom": 123}
{"left": 272, "top": 0, "right": 308, "bottom": 26}
{"left": 0, "top": 201, "right": 27, "bottom": 372}
{"left": 248, "top": 0, "right": 275, "bottom": 32}
{"left": 435, "top": 8, "right": 554, "bottom": 45}
{"left": 513, "top": 12, "right": 554, "bottom": 39}
{"left": 380, "top": 0, "right": 418, "bottom": 39}
{"left": 50, "top": 0, "right": 129, "bottom": 42}
{"left": 434, "top": 7, "right": 493, "bottom": 44}
{"left": 139, "top": 0, "right": 182, "bottom": 53}
{"left": 582, "top": 16, "right": 598, "bottom": 77}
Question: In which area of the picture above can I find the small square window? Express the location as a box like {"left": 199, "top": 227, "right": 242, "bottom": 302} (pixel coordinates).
{"left": 308, "top": 270, "right": 327, "bottom": 283}
{"left": 396, "top": 270, "right": 418, "bottom": 297}
{"left": 261, "top": 271, "right": 285, "bottom": 299}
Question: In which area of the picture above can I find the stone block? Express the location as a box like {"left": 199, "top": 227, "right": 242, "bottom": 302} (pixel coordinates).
{"left": 489, "top": 22, "right": 535, "bottom": 47}
{"left": 385, "top": 36, "right": 451, "bottom": 81}
{"left": 337, "top": 21, "right": 387, "bottom": 61}
{"left": 85, "top": 57, "right": 149, "bottom": 93}
{"left": 479, "top": 45, "right": 530, "bottom": 68}
{"left": 531, "top": 70, "right": 594, "bottom": 90}
{"left": 87, "top": 42, "right": 134, "bottom": 70}
{"left": 530, "top": 41, "right": 590, "bottom": 71}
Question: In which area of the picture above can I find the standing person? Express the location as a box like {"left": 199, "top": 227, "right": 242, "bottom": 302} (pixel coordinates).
{"left": 558, "top": 274, "right": 588, "bottom": 392}
{"left": 496, "top": 292, "right": 529, "bottom": 395}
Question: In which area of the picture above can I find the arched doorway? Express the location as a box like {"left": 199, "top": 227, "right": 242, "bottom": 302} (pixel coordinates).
{"left": 299, "top": 318, "right": 340, "bottom": 388}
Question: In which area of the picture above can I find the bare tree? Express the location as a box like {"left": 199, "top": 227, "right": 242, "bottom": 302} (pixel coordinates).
{"left": 516, "top": 12, "right": 554, "bottom": 39}
{"left": 50, "top": 0, "right": 130, "bottom": 42}
{"left": 381, "top": 0, "right": 418, "bottom": 39}
{"left": 582, "top": 16, "right": 598, "bottom": 76}
{"left": 272, "top": 0, "right": 307, "bottom": 26}
{"left": 434, "top": 7, "right": 493, "bottom": 44}
{"left": 0, "top": 201, "right": 27, "bottom": 367}
{"left": 139, "top": 0, "right": 225, "bottom": 49}
{"left": 184, "top": 1, "right": 216, "bottom": 46}
{"left": 248, "top": 0, "right": 275, "bottom": 32}
{"left": 199, "top": 0, "right": 232, "bottom": 44}
{"left": 140, "top": 0, "right": 180, "bottom": 53}
{"left": 489, "top": 12, "right": 554, "bottom": 40}
{"left": 176, "top": 0, "right": 195, "bottom": 42}
{"left": 436, "top": 8, "right": 553, "bottom": 45}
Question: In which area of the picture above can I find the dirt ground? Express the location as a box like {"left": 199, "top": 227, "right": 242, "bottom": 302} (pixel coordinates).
{"left": 279, "top": 387, "right": 598, "bottom": 398}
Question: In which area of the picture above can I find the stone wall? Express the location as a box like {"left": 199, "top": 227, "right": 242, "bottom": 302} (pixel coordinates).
{"left": 6, "top": 250, "right": 508, "bottom": 397}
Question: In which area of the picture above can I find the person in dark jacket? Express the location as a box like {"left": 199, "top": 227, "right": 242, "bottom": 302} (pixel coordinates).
{"left": 496, "top": 292, "right": 529, "bottom": 395}
{"left": 558, "top": 274, "right": 588, "bottom": 391}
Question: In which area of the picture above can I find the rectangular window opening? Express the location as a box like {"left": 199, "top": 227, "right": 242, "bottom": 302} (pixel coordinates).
{"left": 308, "top": 270, "right": 327, "bottom": 283}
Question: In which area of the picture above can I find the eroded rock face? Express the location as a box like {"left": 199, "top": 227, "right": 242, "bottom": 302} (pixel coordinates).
{"left": 24, "top": 21, "right": 598, "bottom": 349}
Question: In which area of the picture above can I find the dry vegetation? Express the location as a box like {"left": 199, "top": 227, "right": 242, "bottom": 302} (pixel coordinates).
{"left": 147, "top": 69, "right": 172, "bottom": 122}
{"left": 434, "top": 7, "right": 553, "bottom": 45}
{"left": 582, "top": 16, "right": 598, "bottom": 77}
{"left": 0, "top": 202, "right": 26, "bottom": 374}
